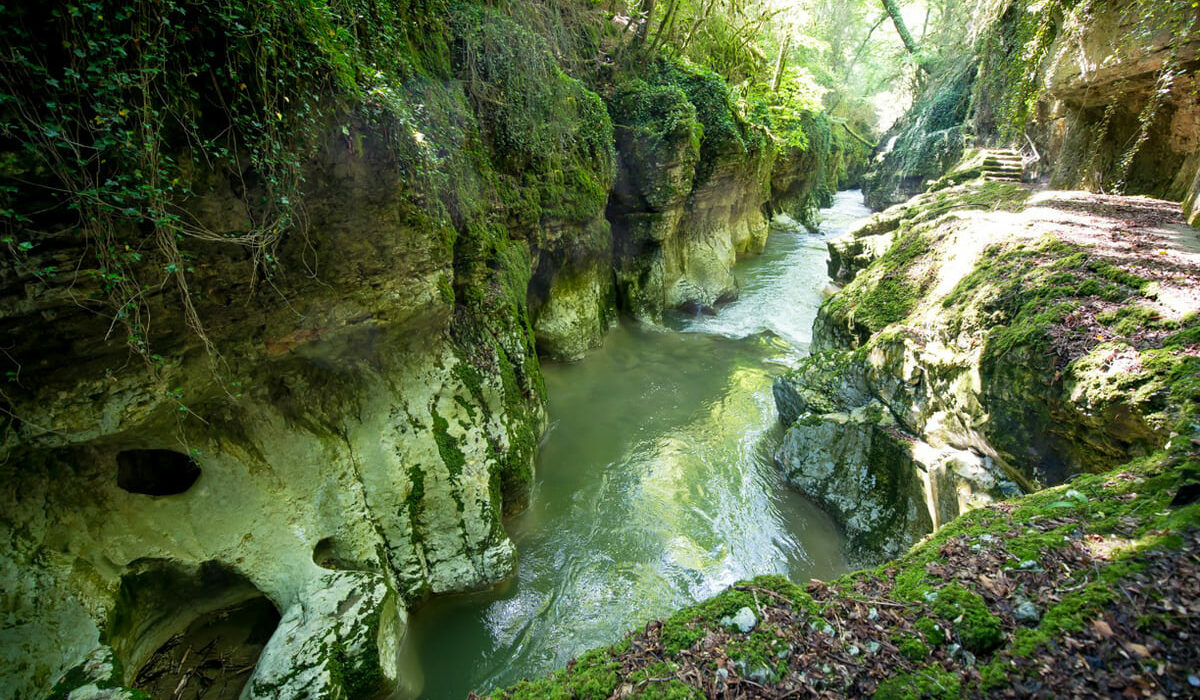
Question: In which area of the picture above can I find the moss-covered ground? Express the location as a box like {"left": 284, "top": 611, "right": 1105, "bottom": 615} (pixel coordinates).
{"left": 488, "top": 439, "right": 1199, "bottom": 698}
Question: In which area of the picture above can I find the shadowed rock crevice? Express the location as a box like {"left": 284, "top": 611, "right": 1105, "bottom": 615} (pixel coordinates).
{"left": 115, "top": 450, "right": 201, "bottom": 497}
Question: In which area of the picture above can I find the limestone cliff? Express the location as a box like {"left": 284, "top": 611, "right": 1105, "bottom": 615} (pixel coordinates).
{"left": 775, "top": 180, "right": 1199, "bottom": 562}
{"left": 0, "top": 1, "right": 869, "bottom": 696}
{"left": 605, "top": 60, "right": 776, "bottom": 321}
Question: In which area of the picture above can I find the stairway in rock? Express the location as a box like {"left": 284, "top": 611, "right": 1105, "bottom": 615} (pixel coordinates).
{"left": 980, "top": 148, "right": 1025, "bottom": 182}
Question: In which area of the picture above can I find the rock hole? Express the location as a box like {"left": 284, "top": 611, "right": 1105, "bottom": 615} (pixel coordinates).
{"left": 107, "top": 560, "right": 279, "bottom": 698}
{"left": 116, "top": 449, "right": 200, "bottom": 496}
{"left": 134, "top": 596, "right": 279, "bottom": 699}
{"left": 312, "top": 535, "right": 374, "bottom": 572}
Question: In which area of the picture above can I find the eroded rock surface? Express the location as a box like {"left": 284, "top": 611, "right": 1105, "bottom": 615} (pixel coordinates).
{"left": 776, "top": 181, "right": 1199, "bottom": 563}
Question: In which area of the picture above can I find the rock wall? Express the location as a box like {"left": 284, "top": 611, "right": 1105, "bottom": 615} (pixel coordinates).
{"left": 775, "top": 181, "right": 1198, "bottom": 563}
{"left": 862, "top": 63, "right": 977, "bottom": 211}
{"left": 864, "top": 0, "right": 1200, "bottom": 222}
{"left": 0, "top": 122, "right": 549, "bottom": 697}
{"left": 1030, "top": 0, "right": 1200, "bottom": 219}
{"left": 605, "top": 64, "right": 776, "bottom": 321}
{"left": 771, "top": 113, "right": 873, "bottom": 228}
{"left": 0, "top": 3, "right": 872, "bottom": 695}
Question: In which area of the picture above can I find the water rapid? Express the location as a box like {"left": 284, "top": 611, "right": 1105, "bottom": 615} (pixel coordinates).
{"left": 409, "top": 190, "right": 874, "bottom": 698}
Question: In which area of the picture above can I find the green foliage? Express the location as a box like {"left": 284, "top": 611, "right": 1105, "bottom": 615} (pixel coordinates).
{"left": 743, "top": 67, "right": 825, "bottom": 151}
{"left": 0, "top": 0, "right": 450, "bottom": 357}
{"left": 974, "top": 0, "right": 1080, "bottom": 139}
{"left": 609, "top": 55, "right": 764, "bottom": 188}
{"left": 610, "top": 80, "right": 701, "bottom": 151}
{"left": 449, "top": 3, "right": 615, "bottom": 226}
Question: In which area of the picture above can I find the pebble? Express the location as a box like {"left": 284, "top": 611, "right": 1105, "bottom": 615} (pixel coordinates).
{"left": 720, "top": 606, "right": 757, "bottom": 633}
{"left": 1013, "top": 600, "right": 1040, "bottom": 623}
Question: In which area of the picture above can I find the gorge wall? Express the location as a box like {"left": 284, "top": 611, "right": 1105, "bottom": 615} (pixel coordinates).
{"left": 864, "top": 0, "right": 1200, "bottom": 222}
{"left": 0, "top": 1, "right": 868, "bottom": 697}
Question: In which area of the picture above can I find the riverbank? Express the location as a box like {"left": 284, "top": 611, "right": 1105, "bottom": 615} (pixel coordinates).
{"left": 489, "top": 447, "right": 1198, "bottom": 699}
{"left": 488, "top": 182, "right": 1200, "bottom": 698}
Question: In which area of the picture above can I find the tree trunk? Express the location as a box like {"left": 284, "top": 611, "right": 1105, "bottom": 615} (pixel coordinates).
{"left": 636, "top": 0, "right": 656, "bottom": 46}
{"left": 880, "top": 0, "right": 930, "bottom": 73}
{"left": 771, "top": 33, "right": 792, "bottom": 92}
{"left": 649, "top": 0, "right": 679, "bottom": 51}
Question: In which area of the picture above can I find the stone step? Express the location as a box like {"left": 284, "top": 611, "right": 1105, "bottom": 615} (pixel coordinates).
{"left": 980, "top": 147, "right": 1026, "bottom": 182}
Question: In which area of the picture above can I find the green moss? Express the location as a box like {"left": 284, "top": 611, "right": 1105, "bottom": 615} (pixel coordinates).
{"left": 824, "top": 226, "right": 933, "bottom": 335}
{"left": 626, "top": 662, "right": 702, "bottom": 699}
{"left": 406, "top": 463, "right": 426, "bottom": 523}
{"left": 725, "top": 630, "right": 790, "bottom": 684}
{"left": 897, "top": 635, "right": 930, "bottom": 661}
{"left": 1008, "top": 581, "right": 1114, "bottom": 658}
{"left": 929, "top": 584, "right": 1004, "bottom": 654}
{"left": 1163, "top": 314, "right": 1200, "bottom": 347}
{"left": 914, "top": 617, "right": 947, "bottom": 646}
{"left": 47, "top": 654, "right": 144, "bottom": 700}
{"left": 494, "top": 645, "right": 623, "bottom": 700}
{"left": 431, "top": 408, "right": 466, "bottom": 478}
{"left": 872, "top": 667, "right": 962, "bottom": 700}
{"left": 438, "top": 274, "right": 456, "bottom": 306}
{"left": 326, "top": 614, "right": 385, "bottom": 699}
{"left": 660, "top": 575, "right": 815, "bottom": 655}
{"left": 978, "top": 661, "right": 1010, "bottom": 691}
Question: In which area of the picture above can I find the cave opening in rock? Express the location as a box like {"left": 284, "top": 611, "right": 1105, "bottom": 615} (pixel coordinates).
{"left": 107, "top": 560, "right": 280, "bottom": 698}
{"left": 134, "top": 595, "right": 280, "bottom": 699}
{"left": 116, "top": 449, "right": 201, "bottom": 496}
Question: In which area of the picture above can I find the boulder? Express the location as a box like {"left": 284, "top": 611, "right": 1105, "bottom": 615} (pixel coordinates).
{"left": 242, "top": 571, "right": 405, "bottom": 700}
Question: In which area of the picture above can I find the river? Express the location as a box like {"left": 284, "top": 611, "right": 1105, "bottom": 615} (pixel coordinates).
{"left": 408, "top": 190, "right": 874, "bottom": 698}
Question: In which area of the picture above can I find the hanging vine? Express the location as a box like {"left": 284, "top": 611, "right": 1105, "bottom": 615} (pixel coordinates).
{"left": 0, "top": 0, "right": 443, "bottom": 361}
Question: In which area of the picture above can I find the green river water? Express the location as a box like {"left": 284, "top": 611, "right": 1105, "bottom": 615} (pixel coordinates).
{"left": 408, "top": 190, "right": 874, "bottom": 698}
